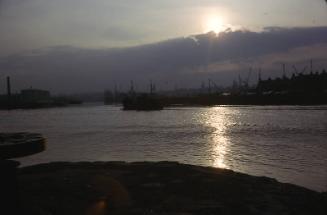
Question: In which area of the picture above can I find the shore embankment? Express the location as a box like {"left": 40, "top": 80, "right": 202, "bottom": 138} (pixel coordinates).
{"left": 18, "top": 161, "right": 326, "bottom": 215}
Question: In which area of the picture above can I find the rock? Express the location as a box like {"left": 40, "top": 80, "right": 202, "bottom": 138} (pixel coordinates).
{"left": 17, "top": 161, "right": 327, "bottom": 215}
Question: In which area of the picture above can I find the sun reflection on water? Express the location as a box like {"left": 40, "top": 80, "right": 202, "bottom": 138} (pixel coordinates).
{"left": 211, "top": 135, "right": 228, "bottom": 168}
{"left": 201, "top": 107, "right": 233, "bottom": 169}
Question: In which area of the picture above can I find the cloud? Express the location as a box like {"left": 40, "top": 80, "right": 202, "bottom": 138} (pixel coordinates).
{"left": 102, "top": 26, "right": 145, "bottom": 41}
{"left": 1, "top": 26, "right": 327, "bottom": 93}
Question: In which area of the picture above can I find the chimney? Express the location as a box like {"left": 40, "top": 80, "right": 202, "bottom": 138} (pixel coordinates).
{"left": 6, "top": 76, "right": 11, "bottom": 97}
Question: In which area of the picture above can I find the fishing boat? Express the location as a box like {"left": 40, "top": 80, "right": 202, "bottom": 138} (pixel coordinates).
{"left": 122, "top": 81, "right": 163, "bottom": 111}
{"left": 122, "top": 93, "right": 163, "bottom": 111}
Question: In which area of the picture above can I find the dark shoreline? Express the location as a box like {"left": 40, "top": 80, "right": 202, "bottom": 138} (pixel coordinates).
{"left": 17, "top": 161, "right": 326, "bottom": 215}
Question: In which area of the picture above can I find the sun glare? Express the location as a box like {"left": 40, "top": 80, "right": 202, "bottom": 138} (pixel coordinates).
{"left": 204, "top": 15, "right": 226, "bottom": 34}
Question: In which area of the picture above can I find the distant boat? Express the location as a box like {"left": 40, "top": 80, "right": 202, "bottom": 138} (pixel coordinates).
{"left": 122, "top": 93, "right": 163, "bottom": 111}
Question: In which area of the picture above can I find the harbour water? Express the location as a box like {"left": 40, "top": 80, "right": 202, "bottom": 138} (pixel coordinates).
{"left": 1, "top": 104, "right": 326, "bottom": 192}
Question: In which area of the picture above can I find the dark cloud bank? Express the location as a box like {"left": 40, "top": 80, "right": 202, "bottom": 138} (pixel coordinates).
{"left": 1, "top": 26, "right": 327, "bottom": 94}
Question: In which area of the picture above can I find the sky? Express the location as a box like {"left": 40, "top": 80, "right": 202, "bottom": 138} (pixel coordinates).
{"left": 0, "top": 0, "right": 327, "bottom": 93}
{"left": 1, "top": 0, "right": 327, "bottom": 56}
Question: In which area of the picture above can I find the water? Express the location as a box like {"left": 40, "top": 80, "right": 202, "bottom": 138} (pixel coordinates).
{"left": 1, "top": 104, "right": 326, "bottom": 192}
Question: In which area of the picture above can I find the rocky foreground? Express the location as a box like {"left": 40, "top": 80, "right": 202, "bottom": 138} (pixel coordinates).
{"left": 18, "top": 161, "right": 326, "bottom": 215}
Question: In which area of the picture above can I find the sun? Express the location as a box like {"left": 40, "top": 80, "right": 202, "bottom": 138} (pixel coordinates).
{"left": 204, "top": 15, "right": 226, "bottom": 34}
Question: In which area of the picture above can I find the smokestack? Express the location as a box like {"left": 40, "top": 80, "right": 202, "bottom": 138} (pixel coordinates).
{"left": 258, "top": 68, "right": 262, "bottom": 82}
{"left": 208, "top": 79, "right": 211, "bottom": 94}
{"left": 6, "top": 76, "right": 11, "bottom": 97}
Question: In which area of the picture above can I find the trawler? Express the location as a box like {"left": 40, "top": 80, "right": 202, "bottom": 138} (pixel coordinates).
{"left": 122, "top": 81, "right": 163, "bottom": 111}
